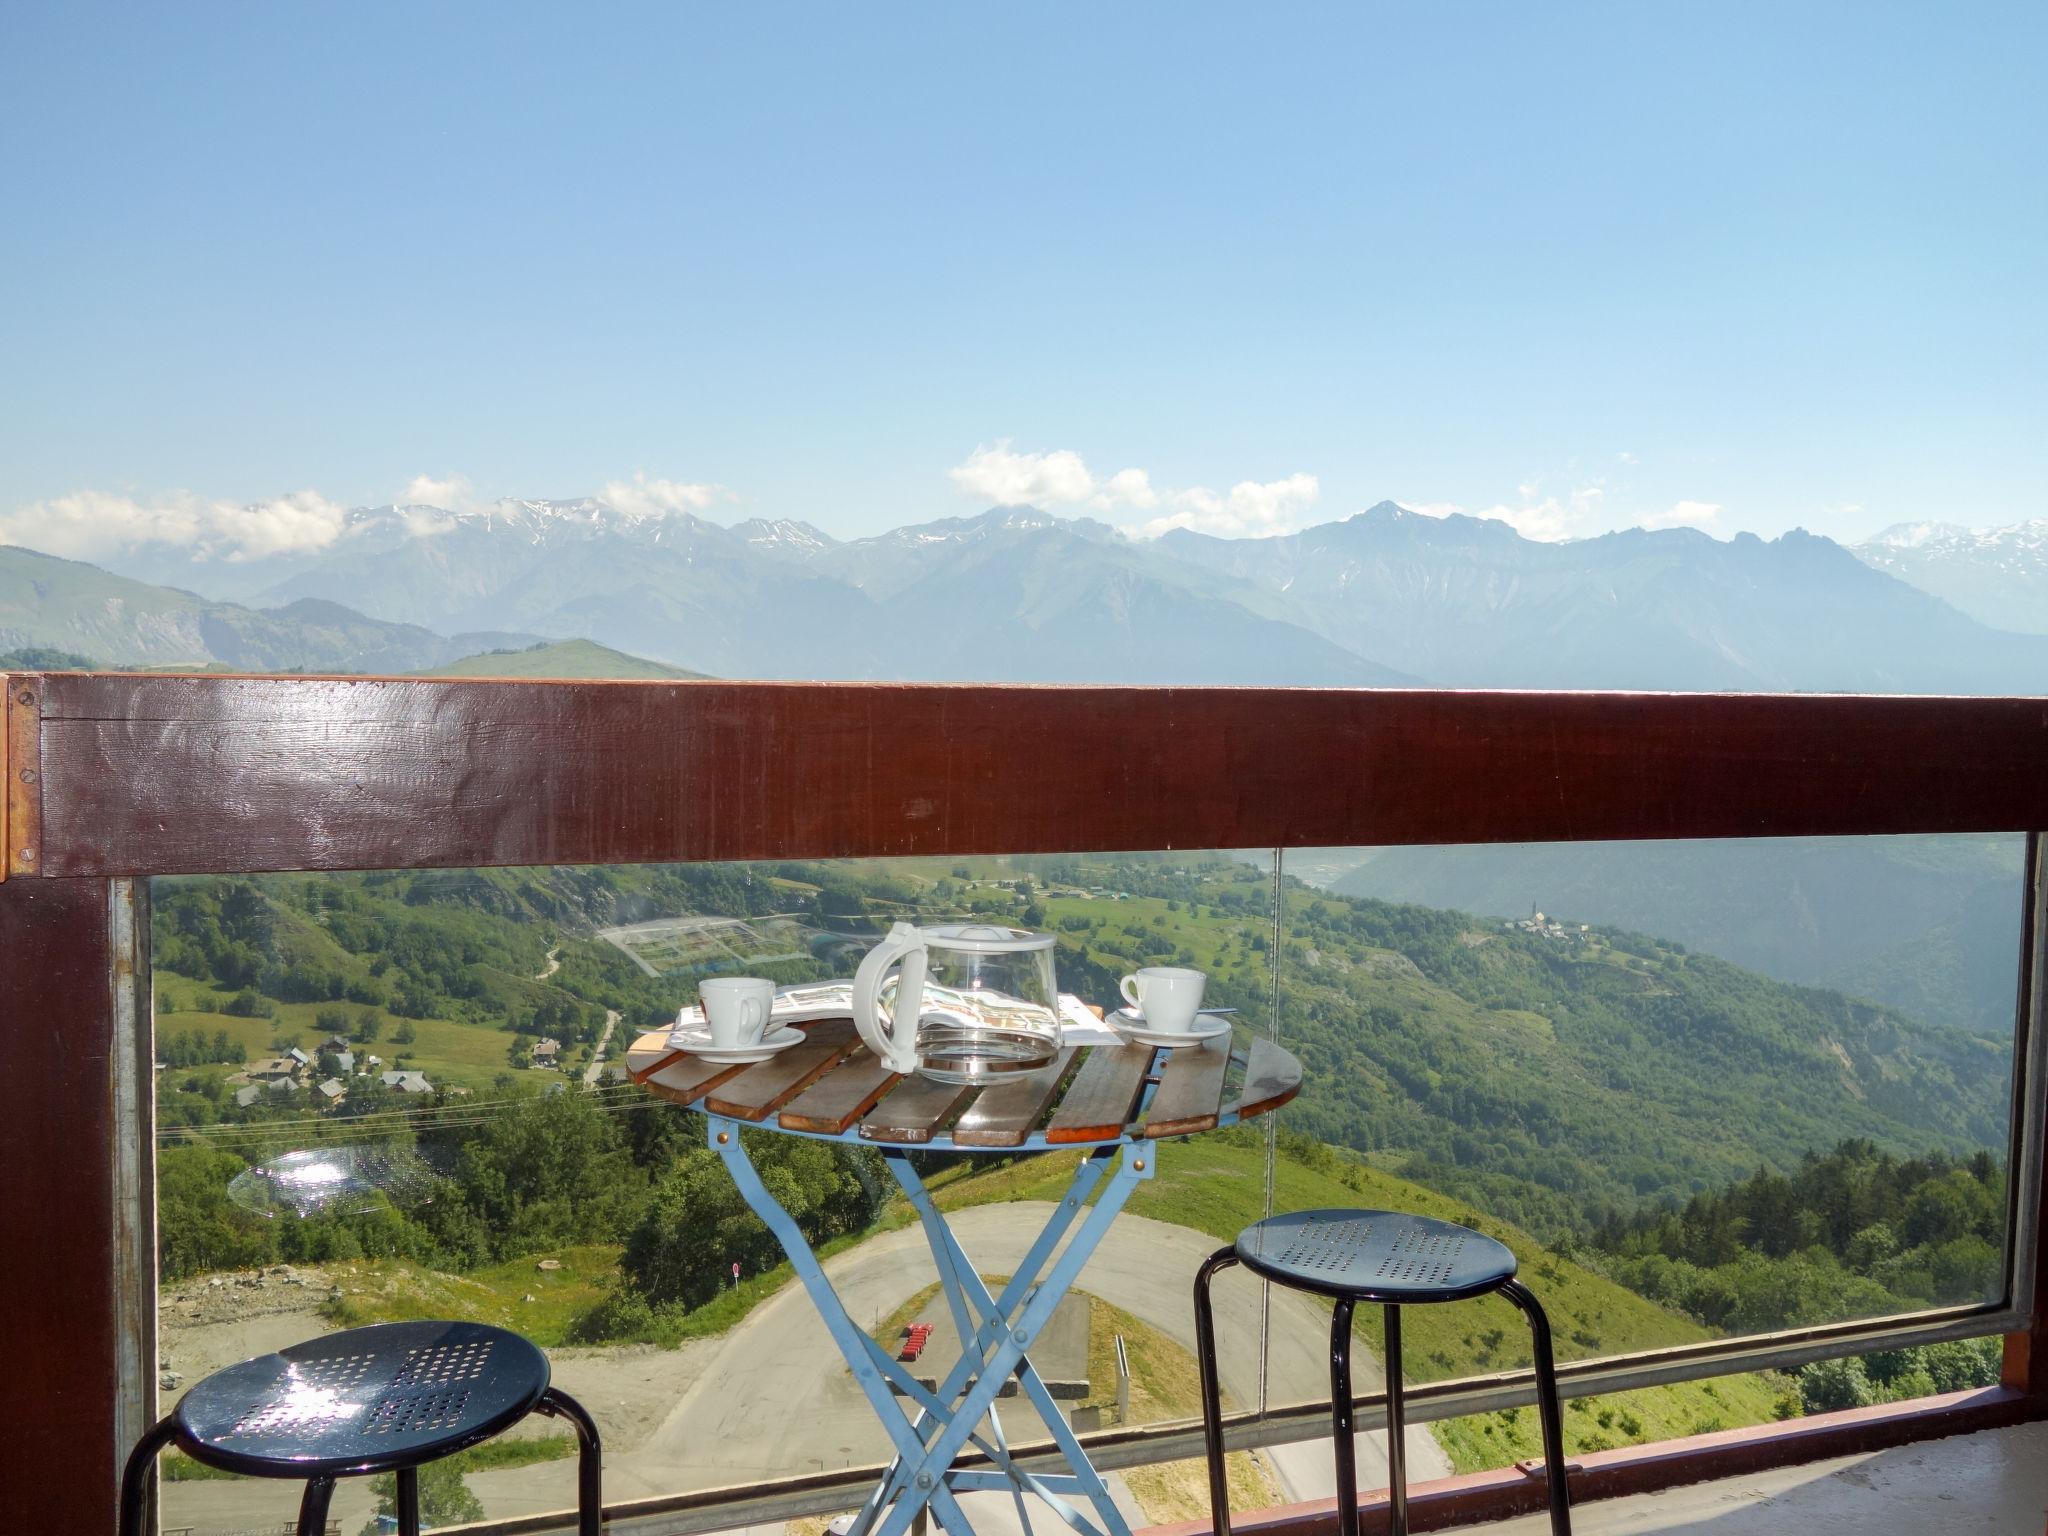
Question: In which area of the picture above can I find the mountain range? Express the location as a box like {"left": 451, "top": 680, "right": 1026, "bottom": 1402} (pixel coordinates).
{"left": 0, "top": 544, "right": 536, "bottom": 673}
{"left": 1852, "top": 519, "right": 2048, "bottom": 636}
{"left": 33, "top": 495, "right": 2045, "bottom": 692}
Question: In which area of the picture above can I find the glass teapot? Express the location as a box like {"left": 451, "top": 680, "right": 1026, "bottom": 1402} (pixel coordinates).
{"left": 851, "top": 921, "right": 1061, "bottom": 1082}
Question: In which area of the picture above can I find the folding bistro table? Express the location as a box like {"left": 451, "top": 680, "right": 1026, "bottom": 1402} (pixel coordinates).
{"left": 627, "top": 1018, "right": 1302, "bottom": 1536}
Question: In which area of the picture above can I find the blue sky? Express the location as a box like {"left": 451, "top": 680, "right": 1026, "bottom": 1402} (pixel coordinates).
{"left": 2, "top": 2, "right": 2042, "bottom": 556}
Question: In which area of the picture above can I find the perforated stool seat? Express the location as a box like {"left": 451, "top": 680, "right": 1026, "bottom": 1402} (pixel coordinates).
{"left": 120, "top": 1321, "right": 602, "bottom": 1536}
{"left": 1236, "top": 1209, "right": 1518, "bottom": 1302}
{"left": 1196, "top": 1208, "right": 1571, "bottom": 1536}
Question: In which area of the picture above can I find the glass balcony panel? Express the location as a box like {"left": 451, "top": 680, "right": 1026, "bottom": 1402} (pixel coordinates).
{"left": 1257, "top": 834, "right": 2024, "bottom": 1479}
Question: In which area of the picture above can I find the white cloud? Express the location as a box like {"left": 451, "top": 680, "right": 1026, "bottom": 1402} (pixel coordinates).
{"left": 1638, "top": 500, "right": 1722, "bottom": 532}
{"left": 949, "top": 442, "right": 1113, "bottom": 508}
{"left": 1140, "top": 473, "right": 1322, "bottom": 539}
{"left": 949, "top": 441, "right": 1319, "bottom": 537}
{"left": 0, "top": 487, "right": 349, "bottom": 562}
{"left": 600, "top": 470, "right": 728, "bottom": 519}
{"left": 401, "top": 471, "right": 478, "bottom": 510}
{"left": 1467, "top": 483, "right": 1607, "bottom": 542}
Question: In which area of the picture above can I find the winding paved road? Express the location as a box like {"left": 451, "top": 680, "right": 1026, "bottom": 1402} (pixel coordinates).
{"left": 607, "top": 1202, "right": 1448, "bottom": 1503}
{"left": 583, "top": 1008, "right": 621, "bottom": 1084}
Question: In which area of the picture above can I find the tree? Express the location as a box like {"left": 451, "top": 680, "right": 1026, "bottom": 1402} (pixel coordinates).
{"left": 393, "top": 1018, "right": 418, "bottom": 1045}
{"left": 359, "top": 1461, "right": 481, "bottom": 1534}
{"left": 432, "top": 1091, "right": 636, "bottom": 1261}
{"left": 622, "top": 1135, "right": 877, "bottom": 1311}
{"left": 1798, "top": 1356, "right": 1874, "bottom": 1414}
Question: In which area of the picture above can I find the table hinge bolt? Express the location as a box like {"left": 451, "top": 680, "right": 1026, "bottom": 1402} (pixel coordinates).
{"left": 915, "top": 1473, "right": 935, "bottom": 1490}
{"left": 1013, "top": 1326, "right": 1030, "bottom": 1345}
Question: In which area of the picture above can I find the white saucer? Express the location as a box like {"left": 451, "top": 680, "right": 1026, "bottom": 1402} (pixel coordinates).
{"left": 1107, "top": 1009, "right": 1233, "bottom": 1048}
{"left": 669, "top": 1024, "right": 807, "bottom": 1064}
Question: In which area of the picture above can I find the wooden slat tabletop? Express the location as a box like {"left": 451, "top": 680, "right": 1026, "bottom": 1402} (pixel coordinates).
{"left": 1044, "top": 1041, "right": 1155, "bottom": 1144}
{"left": 1136, "top": 1033, "right": 1233, "bottom": 1138}
{"left": 631, "top": 1017, "right": 1300, "bottom": 1147}
{"left": 1227, "top": 1036, "right": 1304, "bottom": 1123}
{"left": 951, "top": 1047, "right": 1078, "bottom": 1147}
{"left": 703, "top": 1020, "right": 861, "bottom": 1120}
{"left": 780, "top": 1050, "right": 904, "bottom": 1135}
{"left": 860, "top": 1073, "right": 975, "bottom": 1143}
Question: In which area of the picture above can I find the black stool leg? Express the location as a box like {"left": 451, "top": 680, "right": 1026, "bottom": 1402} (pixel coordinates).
{"left": 1499, "top": 1278, "right": 1573, "bottom": 1535}
{"left": 1329, "top": 1298, "right": 1359, "bottom": 1536}
{"left": 118, "top": 1420, "right": 182, "bottom": 1536}
{"left": 296, "top": 1474, "right": 336, "bottom": 1536}
{"left": 1384, "top": 1303, "right": 1407, "bottom": 1536}
{"left": 397, "top": 1465, "right": 421, "bottom": 1536}
{"left": 1193, "top": 1245, "right": 1240, "bottom": 1536}
{"left": 538, "top": 1384, "right": 605, "bottom": 1536}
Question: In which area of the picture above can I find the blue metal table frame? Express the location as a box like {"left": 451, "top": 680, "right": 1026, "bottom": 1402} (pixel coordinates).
{"left": 709, "top": 1116, "right": 1155, "bottom": 1536}
{"left": 637, "top": 1026, "right": 1299, "bottom": 1536}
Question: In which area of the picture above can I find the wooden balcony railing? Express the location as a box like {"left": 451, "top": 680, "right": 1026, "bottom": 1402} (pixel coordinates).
{"left": 4, "top": 673, "right": 2045, "bottom": 1533}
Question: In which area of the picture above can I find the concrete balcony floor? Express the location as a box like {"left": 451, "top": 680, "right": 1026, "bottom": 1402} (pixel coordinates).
{"left": 1468, "top": 1421, "right": 2047, "bottom": 1535}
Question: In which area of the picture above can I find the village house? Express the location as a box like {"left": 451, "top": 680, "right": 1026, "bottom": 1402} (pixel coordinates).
{"left": 315, "top": 1078, "right": 346, "bottom": 1105}
{"left": 532, "top": 1037, "right": 561, "bottom": 1067}
{"left": 379, "top": 1069, "right": 433, "bottom": 1095}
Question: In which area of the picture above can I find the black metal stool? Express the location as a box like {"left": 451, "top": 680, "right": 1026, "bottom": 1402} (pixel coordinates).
{"left": 120, "top": 1319, "right": 602, "bottom": 1536}
{"left": 1195, "top": 1209, "right": 1570, "bottom": 1536}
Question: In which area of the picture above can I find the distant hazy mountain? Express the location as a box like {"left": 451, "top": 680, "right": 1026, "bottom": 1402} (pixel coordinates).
{"left": 0, "top": 545, "right": 533, "bottom": 672}
{"left": 1853, "top": 519, "right": 2048, "bottom": 636}
{"left": 53, "top": 493, "right": 2048, "bottom": 691}
{"left": 116, "top": 501, "right": 1401, "bottom": 685}
{"left": 1321, "top": 835, "right": 2026, "bottom": 1037}
{"left": 1161, "top": 501, "right": 2048, "bottom": 693}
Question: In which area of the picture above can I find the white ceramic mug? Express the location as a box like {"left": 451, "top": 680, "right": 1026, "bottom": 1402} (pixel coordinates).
{"left": 1119, "top": 966, "right": 1206, "bottom": 1033}
{"left": 701, "top": 977, "right": 775, "bottom": 1049}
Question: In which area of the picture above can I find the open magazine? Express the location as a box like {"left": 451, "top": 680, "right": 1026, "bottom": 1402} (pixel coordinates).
{"left": 671, "top": 984, "right": 1118, "bottom": 1049}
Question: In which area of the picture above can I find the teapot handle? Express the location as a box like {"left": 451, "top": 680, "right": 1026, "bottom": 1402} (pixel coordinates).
{"left": 852, "top": 921, "right": 928, "bottom": 1074}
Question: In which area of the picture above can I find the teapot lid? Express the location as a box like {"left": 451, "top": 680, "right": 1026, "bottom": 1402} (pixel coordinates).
{"left": 920, "top": 922, "right": 1055, "bottom": 954}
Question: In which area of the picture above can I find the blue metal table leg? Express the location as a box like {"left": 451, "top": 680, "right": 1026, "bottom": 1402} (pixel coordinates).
{"left": 873, "top": 1144, "right": 1153, "bottom": 1536}
{"left": 859, "top": 1148, "right": 1124, "bottom": 1534}
{"left": 889, "top": 1149, "right": 1149, "bottom": 1536}
{"left": 712, "top": 1116, "right": 1153, "bottom": 1536}
{"left": 907, "top": 1167, "right": 1033, "bottom": 1536}
{"left": 709, "top": 1119, "right": 982, "bottom": 1536}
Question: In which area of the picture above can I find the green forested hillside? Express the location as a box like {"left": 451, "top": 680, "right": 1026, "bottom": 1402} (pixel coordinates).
{"left": 418, "top": 638, "right": 710, "bottom": 679}
{"left": 1324, "top": 836, "right": 2025, "bottom": 1037}
{"left": 1591, "top": 1139, "right": 2007, "bottom": 1331}
{"left": 153, "top": 852, "right": 2010, "bottom": 1243}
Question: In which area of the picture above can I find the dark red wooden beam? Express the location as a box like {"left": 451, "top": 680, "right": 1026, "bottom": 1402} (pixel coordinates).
{"left": 9, "top": 675, "right": 2048, "bottom": 879}
{"left": 0, "top": 877, "right": 126, "bottom": 1531}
